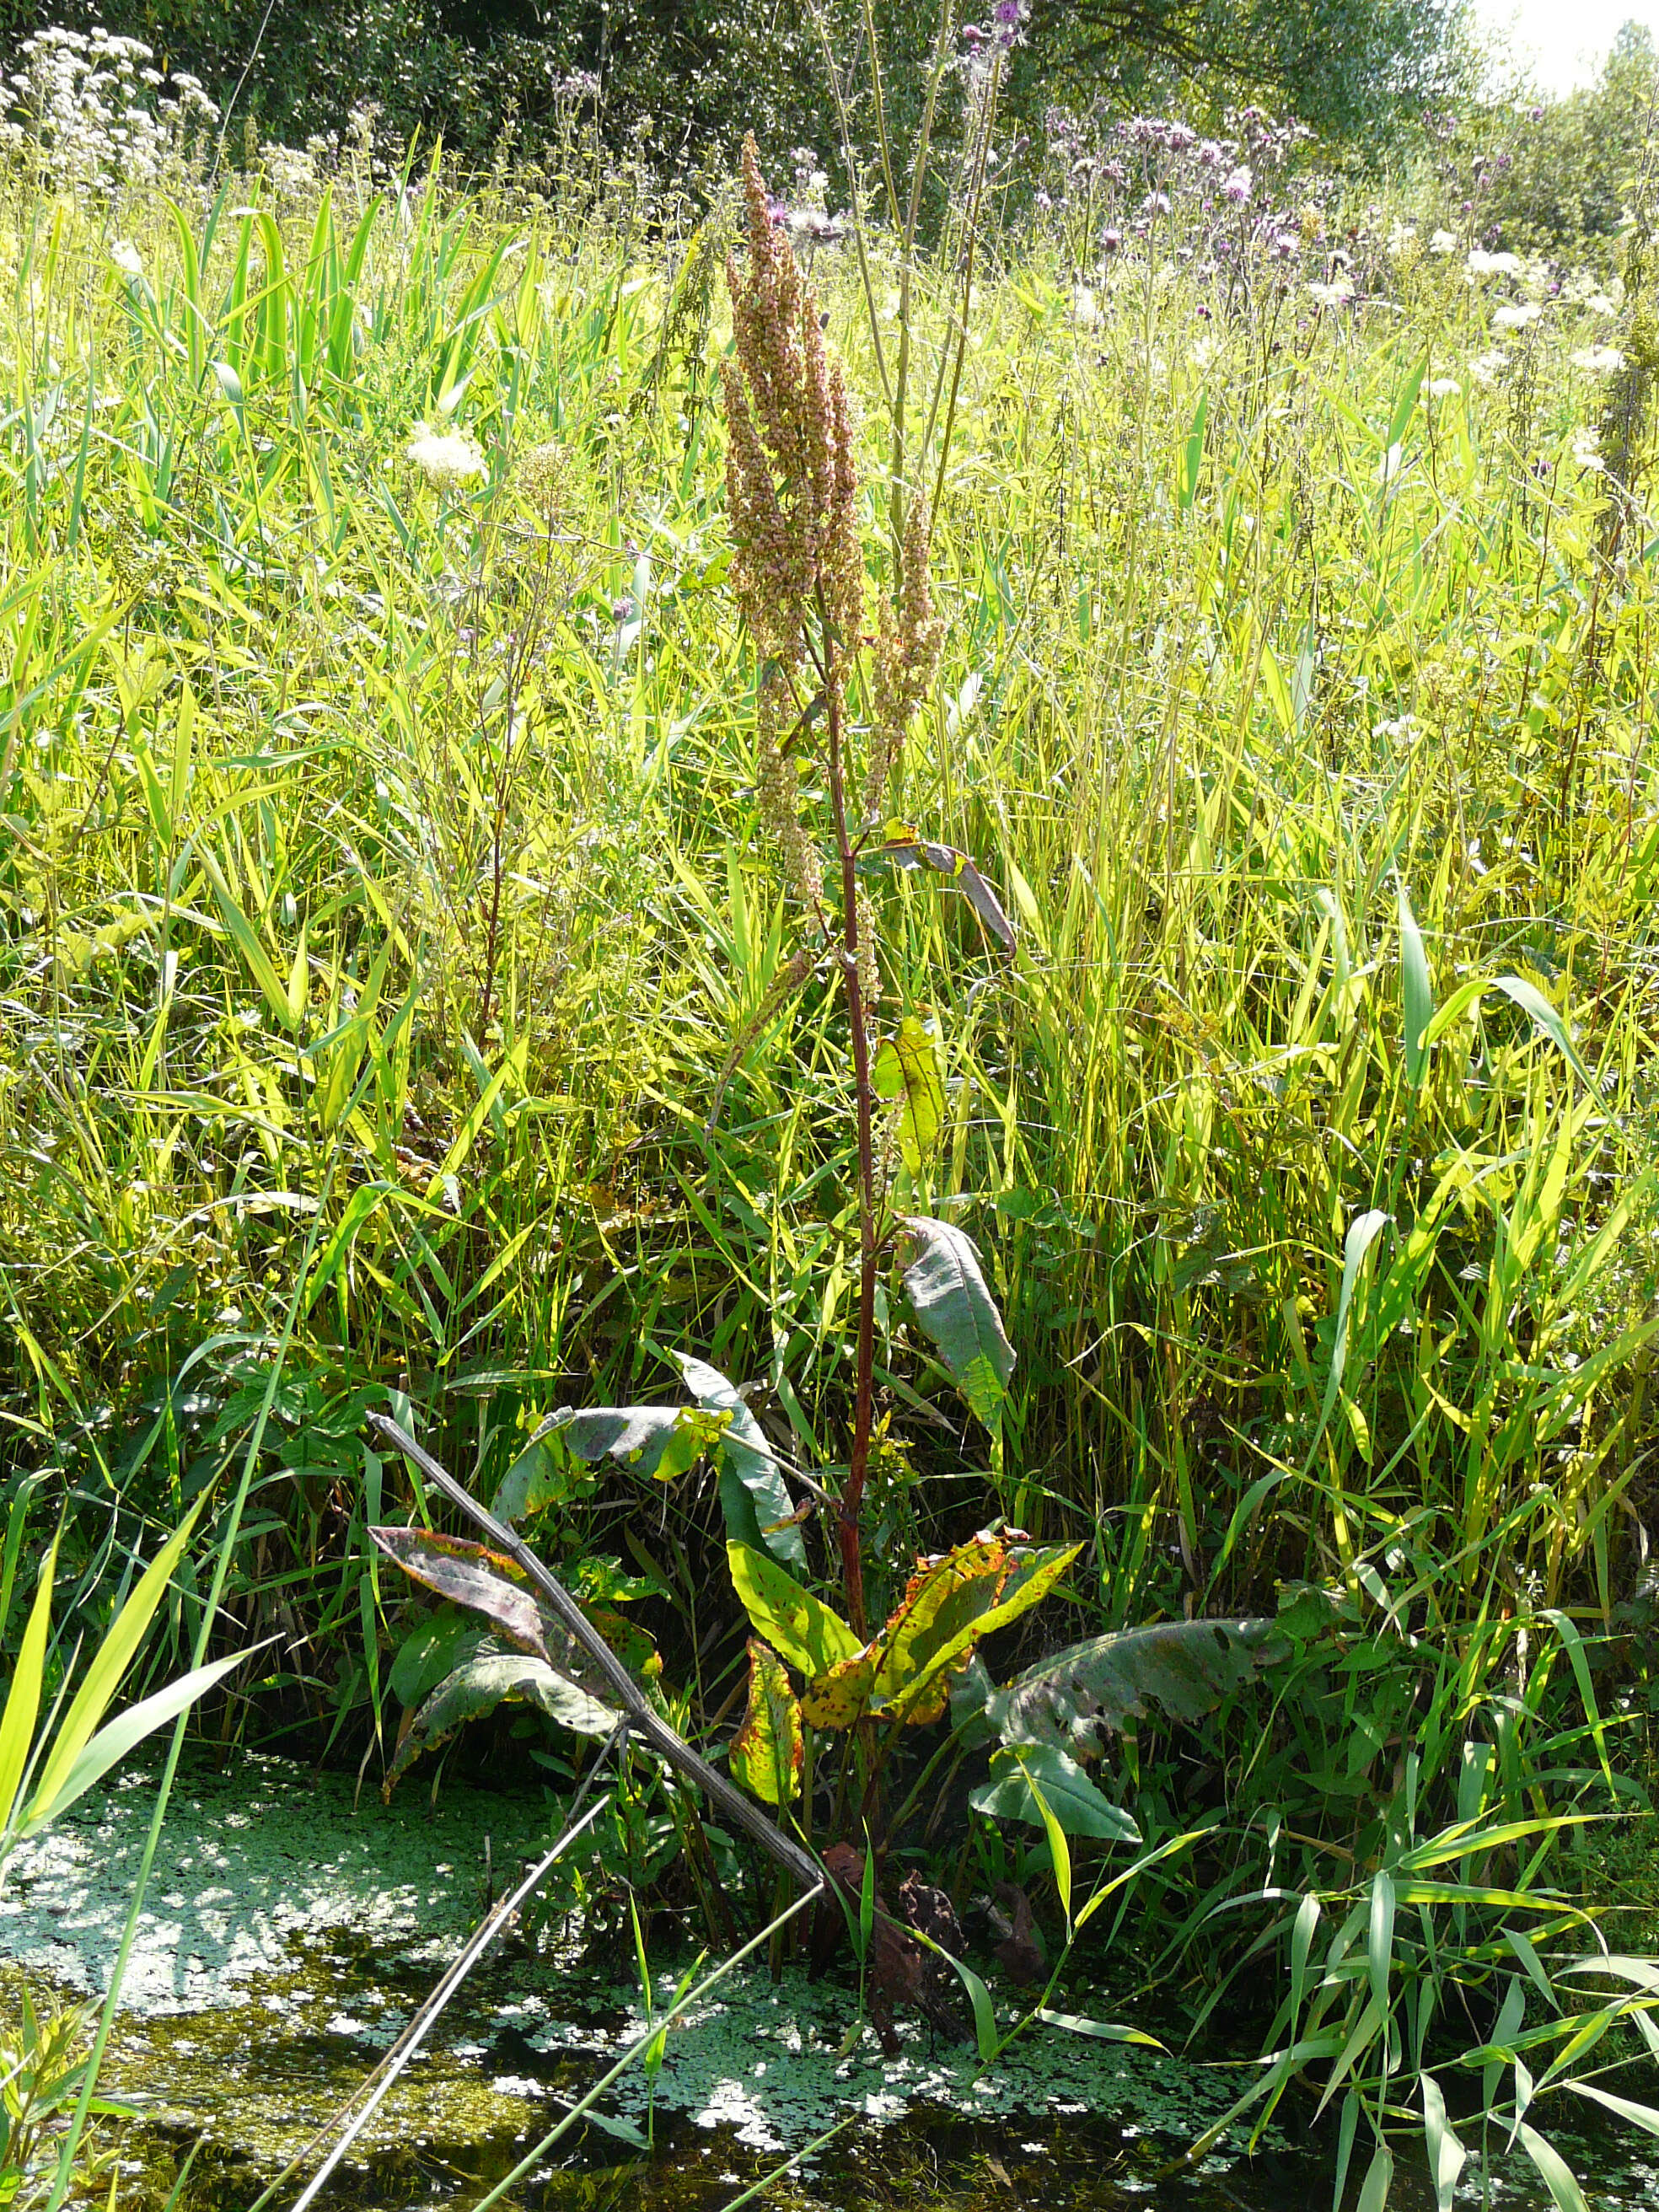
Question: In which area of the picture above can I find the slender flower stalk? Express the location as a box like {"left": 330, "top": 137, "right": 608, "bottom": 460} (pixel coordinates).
{"left": 721, "top": 137, "right": 943, "bottom": 1639}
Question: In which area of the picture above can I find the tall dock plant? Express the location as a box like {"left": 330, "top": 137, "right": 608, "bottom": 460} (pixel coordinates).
{"left": 719, "top": 135, "right": 948, "bottom": 1639}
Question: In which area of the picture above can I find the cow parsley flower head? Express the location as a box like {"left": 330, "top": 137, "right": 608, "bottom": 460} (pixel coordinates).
{"left": 1571, "top": 427, "right": 1604, "bottom": 472}
{"left": 406, "top": 427, "right": 487, "bottom": 490}
{"left": 1492, "top": 300, "right": 1540, "bottom": 330}
{"left": 1467, "top": 349, "right": 1507, "bottom": 386}
{"left": 1427, "top": 377, "right": 1461, "bottom": 398}
{"left": 1307, "top": 269, "right": 1355, "bottom": 310}
{"left": 110, "top": 239, "right": 143, "bottom": 276}
{"left": 1571, "top": 345, "right": 1625, "bottom": 374}
{"left": 1428, "top": 228, "right": 1458, "bottom": 255}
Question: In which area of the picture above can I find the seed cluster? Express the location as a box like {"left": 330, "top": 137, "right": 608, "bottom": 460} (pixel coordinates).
{"left": 722, "top": 135, "right": 943, "bottom": 921}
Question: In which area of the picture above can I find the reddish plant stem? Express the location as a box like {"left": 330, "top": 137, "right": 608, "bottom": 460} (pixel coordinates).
{"left": 821, "top": 609, "right": 878, "bottom": 1644}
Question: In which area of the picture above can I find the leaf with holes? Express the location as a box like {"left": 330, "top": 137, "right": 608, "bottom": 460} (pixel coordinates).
{"left": 800, "top": 1643, "right": 880, "bottom": 1731}
{"left": 875, "top": 1538, "right": 1080, "bottom": 1725}
{"left": 872, "top": 1017, "right": 945, "bottom": 1172}
{"left": 385, "top": 1652, "right": 619, "bottom": 1795}
{"left": 800, "top": 1538, "right": 1080, "bottom": 1731}
{"left": 730, "top": 1640, "right": 803, "bottom": 1804}
{"left": 899, "top": 1216, "right": 1015, "bottom": 1430}
{"left": 547, "top": 1401, "right": 730, "bottom": 1482}
{"left": 985, "top": 1616, "right": 1276, "bottom": 1758}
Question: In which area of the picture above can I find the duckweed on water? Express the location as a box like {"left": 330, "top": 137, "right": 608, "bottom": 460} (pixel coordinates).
{"left": 1, "top": 1757, "right": 1652, "bottom": 2210}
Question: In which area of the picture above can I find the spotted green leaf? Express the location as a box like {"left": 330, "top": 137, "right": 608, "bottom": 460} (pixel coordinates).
{"left": 729, "top": 1640, "right": 803, "bottom": 1804}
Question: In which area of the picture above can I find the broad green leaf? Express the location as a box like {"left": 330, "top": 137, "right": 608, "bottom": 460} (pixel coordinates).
{"left": 548, "top": 1400, "right": 729, "bottom": 1483}
{"left": 1308, "top": 1207, "right": 1390, "bottom": 1460}
{"left": 969, "top": 1742, "right": 1141, "bottom": 1844}
{"left": 386, "top": 1652, "right": 619, "bottom": 1793}
{"left": 899, "top": 1215, "right": 1015, "bottom": 1429}
{"left": 985, "top": 1615, "right": 1274, "bottom": 1756}
{"left": 729, "top": 1640, "right": 803, "bottom": 1804}
{"left": 28, "top": 1501, "right": 206, "bottom": 1823}
{"left": 369, "top": 1526, "right": 613, "bottom": 1700}
{"left": 1038, "top": 2009, "right": 1165, "bottom": 2049}
{"left": 1290, "top": 1893, "right": 1321, "bottom": 2027}
{"left": 1356, "top": 2141, "right": 1393, "bottom": 2212}
{"left": 675, "top": 1355, "right": 805, "bottom": 1570}
{"left": 1178, "top": 388, "right": 1208, "bottom": 510}
{"left": 1565, "top": 2080, "right": 1659, "bottom": 2140}
{"left": 389, "top": 1604, "right": 482, "bottom": 1708}
{"left": 1425, "top": 972, "right": 1597, "bottom": 1093}
{"left": 905, "top": 1919, "right": 1000, "bottom": 2061}
{"left": 0, "top": 1527, "right": 59, "bottom": 1836}
{"left": 1421, "top": 2075, "right": 1468, "bottom": 2212}
{"left": 726, "top": 1544, "right": 860, "bottom": 1678}
{"left": 1517, "top": 2125, "right": 1589, "bottom": 2212}
{"left": 24, "top": 1651, "right": 251, "bottom": 1834}
{"left": 872, "top": 1017, "right": 944, "bottom": 1172}
{"left": 1398, "top": 875, "right": 1432, "bottom": 1088}
{"left": 1387, "top": 351, "right": 1429, "bottom": 447}
{"left": 1367, "top": 1868, "right": 1395, "bottom": 2015}
{"left": 873, "top": 1539, "right": 1080, "bottom": 1725}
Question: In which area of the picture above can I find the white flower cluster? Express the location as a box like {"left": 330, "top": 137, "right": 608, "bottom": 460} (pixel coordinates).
{"left": 1562, "top": 271, "right": 1624, "bottom": 316}
{"left": 406, "top": 427, "right": 487, "bottom": 491}
{"left": 1307, "top": 266, "right": 1355, "bottom": 310}
{"left": 0, "top": 25, "right": 218, "bottom": 195}
{"left": 1465, "top": 247, "right": 1525, "bottom": 279}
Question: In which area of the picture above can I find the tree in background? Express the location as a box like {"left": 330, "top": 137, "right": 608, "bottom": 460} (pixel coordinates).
{"left": 1013, "top": 0, "right": 1468, "bottom": 141}
{"left": 1475, "top": 20, "right": 1659, "bottom": 253}
{"left": 0, "top": 0, "right": 1468, "bottom": 171}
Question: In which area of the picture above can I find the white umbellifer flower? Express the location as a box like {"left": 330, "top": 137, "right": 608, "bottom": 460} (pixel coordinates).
{"left": 1492, "top": 301, "right": 1540, "bottom": 330}
{"left": 1570, "top": 427, "right": 1604, "bottom": 472}
{"left": 1466, "top": 248, "right": 1522, "bottom": 277}
{"left": 1467, "top": 350, "right": 1507, "bottom": 386}
{"left": 110, "top": 239, "right": 142, "bottom": 276}
{"left": 1190, "top": 335, "right": 1220, "bottom": 371}
{"left": 1582, "top": 290, "right": 1619, "bottom": 316}
{"left": 1427, "top": 377, "right": 1461, "bottom": 398}
{"left": 406, "top": 428, "right": 487, "bottom": 489}
{"left": 1071, "top": 284, "right": 1099, "bottom": 327}
{"left": 1428, "top": 229, "right": 1458, "bottom": 255}
{"left": 1388, "top": 222, "right": 1418, "bottom": 256}
{"left": 1307, "top": 269, "right": 1356, "bottom": 309}
{"left": 1571, "top": 345, "right": 1625, "bottom": 374}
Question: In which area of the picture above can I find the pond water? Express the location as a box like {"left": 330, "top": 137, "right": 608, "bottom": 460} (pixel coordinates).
{"left": 0, "top": 1753, "right": 1649, "bottom": 2211}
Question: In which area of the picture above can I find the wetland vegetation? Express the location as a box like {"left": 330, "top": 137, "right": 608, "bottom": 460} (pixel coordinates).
{"left": 7, "top": 5, "right": 1659, "bottom": 2207}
